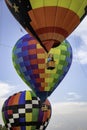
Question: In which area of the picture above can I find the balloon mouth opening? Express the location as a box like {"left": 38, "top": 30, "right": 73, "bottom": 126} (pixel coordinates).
{"left": 42, "top": 39, "right": 61, "bottom": 52}
{"left": 41, "top": 104, "right": 49, "bottom": 112}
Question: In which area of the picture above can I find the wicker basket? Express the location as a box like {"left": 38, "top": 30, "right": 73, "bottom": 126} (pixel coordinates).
{"left": 46, "top": 61, "right": 55, "bottom": 70}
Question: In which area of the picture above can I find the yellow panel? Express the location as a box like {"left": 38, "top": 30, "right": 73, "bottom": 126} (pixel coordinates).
{"left": 39, "top": 73, "right": 45, "bottom": 78}
{"left": 45, "top": 69, "right": 56, "bottom": 74}
{"left": 57, "top": 0, "right": 71, "bottom": 7}
{"left": 30, "top": 0, "right": 44, "bottom": 9}
{"left": 26, "top": 126, "right": 31, "bottom": 130}
{"left": 30, "top": 0, "right": 87, "bottom": 17}
{"left": 45, "top": 86, "right": 50, "bottom": 91}
{"left": 37, "top": 44, "right": 42, "bottom": 49}
{"left": 25, "top": 91, "right": 31, "bottom": 100}
{"left": 41, "top": 82, "right": 48, "bottom": 87}
{"left": 55, "top": 60, "right": 59, "bottom": 64}
{"left": 41, "top": 73, "right": 50, "bottom": 78}
{"left": 69, "top": 0, "right": 85, "bottom": 13}
{"left": 45, "top": 78, "right": 53, "bottom": 82}
{"left": 58, "top": 0, "right": 87, "bottom": 17}
{"left": 37, "top": 54, "right": 46, "bottom": 59}
{"left": 26, "top": 113, "right": 32, "bottom": 121}
{"left": 56, "top": 50, "right": 61, "bottom": 55}
{"left": 78, "top": 1, "right": 87, "bottom": 17}
{"left": 44, "top": 0, "right": 58, "bottom": 6}
{"left": 38, "top": 64, "right": 45, "bottom": 69}
{"left": 30, "top": 0, "right": 58, "bottom": 8}
{"left": 50, "top": 48, "right": 54, "bottom": 53}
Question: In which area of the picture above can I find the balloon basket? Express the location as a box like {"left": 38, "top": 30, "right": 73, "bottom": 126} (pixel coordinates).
{"left": 46, "top": 61, "right": 55, "bottom": 70}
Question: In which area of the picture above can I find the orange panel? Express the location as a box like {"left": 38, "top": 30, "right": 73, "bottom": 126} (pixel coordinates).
{"left": 43, "top": 112, "right": 48, "bottom": 122}
{"left": 28, "top": 39, "right": 36, "bottom": 45}
{"left": 8, "top": 93, "right": 21, "bottom": 106}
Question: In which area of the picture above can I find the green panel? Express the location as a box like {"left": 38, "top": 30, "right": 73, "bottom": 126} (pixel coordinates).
{"left": 51, "top": 73, "right": 56, "bottom": 78}
{"left": 57, "top": 64, "right": 63, "bottom": 70}
{"left": 32, "top": 108, "right": 39, "bottom": 121}
{"left": 49, "top": 82, "right": 55, "bottom": 88}
{"left": 24, "top": 79, "right": 31, "bottom": 87}
{"left": 64, "top": 62, "right": 68, "bottom": 67}
{"left": 31, "top": 126, "right": 36, "bottom": 130}
{"left": 60, "top": 45, "right": 67, "bottom": 51}
{"left": 59, "top": 60, "right": 66, "bottom": 64}
{"left": 14, "top": 63, "right": 20, "bottom": 72}
{"left": 2, "top": 112, "right": 6, "bottom": 124}
{"left": 12, "top": 54, "right": 17, "bottom": 61}
{"left": 60, "top": 55, "right": 66, "bottom": 60}
{"left": 54, "top": 54, "right": 60, "bottom": 59}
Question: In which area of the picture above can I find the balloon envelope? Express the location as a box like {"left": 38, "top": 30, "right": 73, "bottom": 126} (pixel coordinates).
{"left": 2, "top": 90, "right": 51, "bottom": 130}
{"left": 5, "top": 0, "right": 87, "bottom": 52}
{"left": 12, "top": 34, "right": 72, "bottom": 102}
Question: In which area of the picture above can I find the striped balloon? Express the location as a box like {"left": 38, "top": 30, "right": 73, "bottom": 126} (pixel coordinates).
{"left": 12, "top": 34, "right": 72, "bottom": 102}
{"left": 2, "top": 90, "right": 51, "bottom": 130}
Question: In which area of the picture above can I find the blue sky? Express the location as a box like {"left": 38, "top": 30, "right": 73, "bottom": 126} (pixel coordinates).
{"left": 0, "top": 1, "right": 87, "bottom": 130}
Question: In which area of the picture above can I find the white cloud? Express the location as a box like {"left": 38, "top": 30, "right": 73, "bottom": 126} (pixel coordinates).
{"left": 74, "top": 16, "right": 87, "bottom": 41}
{"left": 47, "top": 102, "right": 87, "bottom": 130}
{"left": 66, "top": 92, "right": 81, "bottom": 101}
{"left": 0, "top": 81, "right": 29, "bottom": 125}
{"left": 74, "top": 47, "right": 87, "bottom": 65}
{"left": 0, "top": 82, "right": 87, "bottom": 130}
{"left": 0, "top": 81, "right": 16, "bottom": 125}
{"left": 69, "top": 16, "right": 87, "bottom": 65}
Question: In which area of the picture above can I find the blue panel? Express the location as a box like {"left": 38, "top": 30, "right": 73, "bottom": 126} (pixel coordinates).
{"left": 19, "top": 91, "right": 26, "bottom": 104}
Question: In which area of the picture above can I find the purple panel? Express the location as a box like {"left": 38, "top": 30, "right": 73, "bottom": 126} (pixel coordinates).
{"left": 23, "top": 55, "right": 29, "bottom": 61}
{"left": 29, "top": 54, "right": 37, "bottom": 60}
{"left": 26, "top": 65, "right": 32, "bottom": 70}
{"left": 30, "top": 74, "right": 39, "bottom": 79}
{"left": 31, "top": 64, "right": 38, "bottom": 69}
{"left": 22, "top": 45, "right": 29, "bottom": 51}
{"left": 38, "top": 109, "right": 43, "bottom": 121}
{"left": 28, "top": 44, "right": 36, "bottom": 49}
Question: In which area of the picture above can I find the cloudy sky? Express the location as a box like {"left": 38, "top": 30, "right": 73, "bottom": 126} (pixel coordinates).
{"left": 0, "top": 1, "right": 87, "bottom": 130}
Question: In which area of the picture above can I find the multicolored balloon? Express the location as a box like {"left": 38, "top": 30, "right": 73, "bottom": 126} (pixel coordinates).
{"left": 5, "top": 0, "right": 87, "bottom": 52}
{"left": 2, "top": 90, "right": 51, "bottom": 130}
{"left": 12, "top": 34, "right": 72, "bottom": 102}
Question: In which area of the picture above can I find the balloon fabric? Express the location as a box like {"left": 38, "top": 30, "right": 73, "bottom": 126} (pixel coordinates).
{"left": 12, "top": 34, "right": 72, "bottom": 102}
{"left": 2, "top": 90, "right": 51, "bottom": 130}
{"left": 5, "top": 0, "right": 87, "bottom": 52}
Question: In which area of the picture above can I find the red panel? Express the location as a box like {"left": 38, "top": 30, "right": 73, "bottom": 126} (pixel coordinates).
{"left": 36, "top": 78, "right": 44, "bottom": 83}
{"left": 7, "top": 110, "right": 13, "bottom": 115}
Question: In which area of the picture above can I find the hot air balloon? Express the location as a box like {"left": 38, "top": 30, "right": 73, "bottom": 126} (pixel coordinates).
{"left": 5, "top": 0, "right": 87, "bottom": 52}
{"left": 2, "top": 90, "right": 51, "bottom": 130}
{"left": 12, "top": 34, "right": 72, "bottom": 102}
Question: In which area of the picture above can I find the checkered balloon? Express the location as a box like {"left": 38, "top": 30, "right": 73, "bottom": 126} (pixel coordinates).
{"left": 2, "top": 90, "right": 52, "bottom": 130}
{"left": 12, "top": 34, "right": 72, "bottom": 102}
